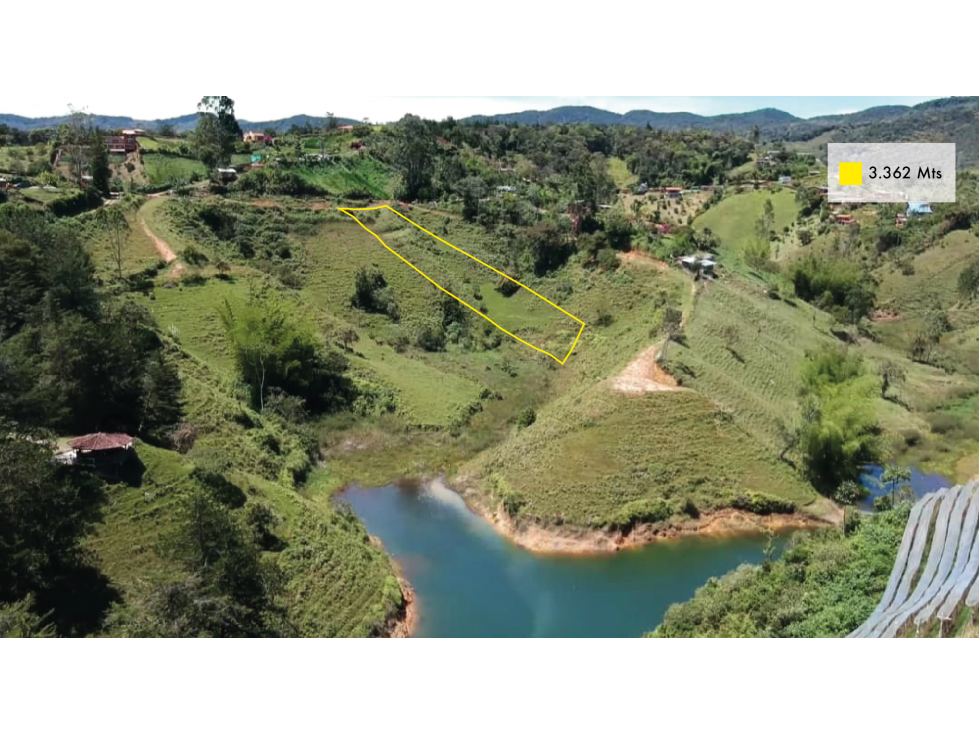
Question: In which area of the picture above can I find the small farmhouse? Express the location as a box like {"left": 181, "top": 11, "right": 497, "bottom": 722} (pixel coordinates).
{"left": 217, "top": 168, "right": 238, "bottom": 182}
{"left": 907, "top": 202, "right": 933, "bottom": 217}
{"left": 58, "top": 433, "right": 136, "bottom": 475}
{"left": 666, "top": 187, "right": 683, "bottom": 200}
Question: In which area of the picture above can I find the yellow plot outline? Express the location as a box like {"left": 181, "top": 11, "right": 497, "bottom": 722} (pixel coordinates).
{"left": 338, "top": 205, "right": 585, "bottom": 364}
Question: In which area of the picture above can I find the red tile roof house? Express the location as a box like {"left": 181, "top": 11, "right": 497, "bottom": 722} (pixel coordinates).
{"left": 61, "top": 433, "right": 136, "bottom": 475}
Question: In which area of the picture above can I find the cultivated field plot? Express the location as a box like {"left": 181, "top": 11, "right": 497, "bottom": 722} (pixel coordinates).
{"left": 342, "top": 206, "right": 585, "bottom": 363}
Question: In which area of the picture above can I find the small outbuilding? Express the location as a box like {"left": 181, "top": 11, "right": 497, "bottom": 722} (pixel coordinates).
{"left": 907, "top": 202, "right": 933, "bottom": 217}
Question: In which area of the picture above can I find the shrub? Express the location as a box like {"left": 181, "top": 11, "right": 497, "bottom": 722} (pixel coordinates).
{"left": 873, "top": 495, "right": 894, "bottom": 512}
{"left": 900, "top": 428, "right": 922, "bottom": 447}
{"left": 834, "top": 480, "right": 868, "bottom": 505}
{"left": 182, "top": 243, "right": 209, "bottom": 266}
{"left": 169, "top": 423, "right": 199, "bottom": 453}
{"left": 597, "top": 248, "right": 619, "bottom": 271}
{"left": 730, "top": 492, "right": 796, "bottom": 515}
{"left": 495, "top": 275, "right": 520, "bottom": 297}
{"left": 607, "top": 499, "right": 672, "bottom": 532}
{"left": 415, "top": 323, "right": 446, "bottom": 352}
{"left": 515, "top": 408, "right": 536, "bottom": 428}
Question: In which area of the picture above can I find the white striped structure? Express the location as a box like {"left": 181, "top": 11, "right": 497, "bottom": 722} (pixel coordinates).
{"left": 851, "top": 481, "right": 979, "bottom": 638}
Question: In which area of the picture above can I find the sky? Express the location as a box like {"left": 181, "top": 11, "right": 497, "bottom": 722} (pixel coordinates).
{"left": 1, "top": 96, "right": 943, "bottom": 123}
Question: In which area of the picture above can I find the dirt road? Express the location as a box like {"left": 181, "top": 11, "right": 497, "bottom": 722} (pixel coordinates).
{"left": 617, "top": 251, "right": 669, "bottom": 272}
{"left": 139, "top": 215, "right": 177, "bottom": 264}
{"left": 610, "top": 343, "right": 684, "bottom": 395}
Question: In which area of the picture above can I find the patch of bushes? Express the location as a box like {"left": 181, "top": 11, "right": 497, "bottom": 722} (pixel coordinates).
{"left": 730, "top": 492, "right": 796, "bottom": 515}
{"left": 351, "top": 267, "right": 399, "bottom": 319}
{"left": 515, "top": 408, "right": 536, "bottom": 428}
{"left": 46, "top": 188, "right": 102, "bottom": 217}
{"left": 414, "top": 323, "right": 446, "bottom": 352}
{"left": 607, "top": 499, "right": 672, "bottom": 532}
{"left": 232, "top": 167, "right": 327, "bottom": 197}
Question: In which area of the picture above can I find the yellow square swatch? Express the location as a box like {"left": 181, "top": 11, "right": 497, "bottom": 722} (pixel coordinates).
{"left": 840, "top": 161, "right": 863, "bottom": 186}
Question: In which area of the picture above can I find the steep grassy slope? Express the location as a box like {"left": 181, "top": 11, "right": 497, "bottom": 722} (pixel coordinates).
{"left": 666, "top": 278, "right": 831, "bottom": 450}
{"left": 876, "top": 230, "right": 979, "bottom": 315}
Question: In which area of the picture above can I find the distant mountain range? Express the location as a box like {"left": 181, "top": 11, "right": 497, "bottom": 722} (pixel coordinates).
{"left": 3, "top": 98, "right": 978, "bottom": 163}
{"left": 0, "top": 113, "right": 362, "bottom": 133}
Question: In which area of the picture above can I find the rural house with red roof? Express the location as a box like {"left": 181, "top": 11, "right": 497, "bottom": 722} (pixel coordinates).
{"left": 57, "top": 433, "right": 136, "bottom": 475}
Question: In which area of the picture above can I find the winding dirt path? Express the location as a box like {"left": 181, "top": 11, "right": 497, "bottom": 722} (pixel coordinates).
{"left": 137, "top": 208, "right": 185, "bottom": 277}
{"left": 139, "top": 216, "right": 176, "bottom": 264}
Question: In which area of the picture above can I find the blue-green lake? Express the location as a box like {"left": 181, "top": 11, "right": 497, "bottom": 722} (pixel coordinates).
{"left": 341, "top": 482, "right": 789, "bottom": 638}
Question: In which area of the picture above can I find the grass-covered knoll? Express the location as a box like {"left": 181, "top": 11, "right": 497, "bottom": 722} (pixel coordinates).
{"left": 461, "top": 386, "right": 816, "bottom": 529}
{"left": 693, "top": 188, "right": 799, "bottom": 268}
{"left": 650, "top": 504, "right": 910, "bottom": 637}
{"left": 458, "top": 261, "right": 817, "bottom": 529}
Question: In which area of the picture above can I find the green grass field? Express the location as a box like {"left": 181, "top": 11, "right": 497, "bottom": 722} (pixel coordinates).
{"left": 694, "top": 189, "right": 800, "bottom": 271}
{"left": 299, "top": 157, "right": 392, "bottom": 198}
{"left": 142, "top": 154, "right": 206, "bottom": 186}
{"left": 137, "top": 137, "right": 186, "bottom": 153}
{"left": 608, "top": 157, "right": 638, "bottom": 190}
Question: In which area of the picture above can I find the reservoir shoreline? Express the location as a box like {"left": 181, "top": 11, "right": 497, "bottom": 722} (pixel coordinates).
{"left": 342, "top": 480, "right": 810, "bottom": 637}
{"left": 448, "top": 476, "right": 838, "bottom": 555}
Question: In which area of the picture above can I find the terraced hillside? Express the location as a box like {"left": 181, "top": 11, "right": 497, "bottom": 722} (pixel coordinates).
{"left": 851, "top": 480, "right": 979, "bottom": 638}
